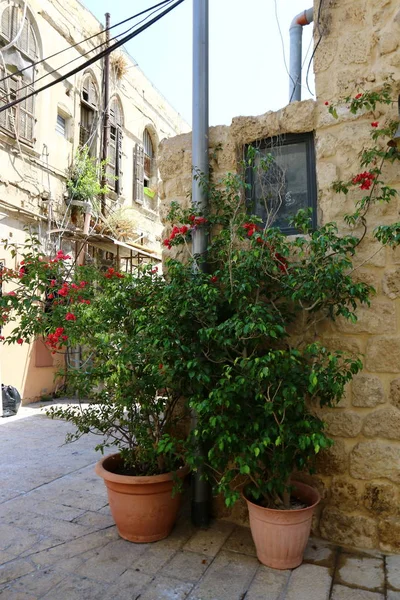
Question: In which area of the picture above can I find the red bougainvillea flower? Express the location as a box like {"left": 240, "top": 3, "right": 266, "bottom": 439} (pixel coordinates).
{"left": 352, "top": 171, "right": 376, "bottom": 190}
{"left": 355, "top": 93, "right": 363, "bottom": 99}
{"left": 6, "top": 291, "right": 16, "bottom": 296}
{"left": 324, "top": 101, "right": 329, "bottom": 106}
{"left": 57, "top": 288, "right": 68, "bottom": 296}
{"left": 243, "top": 222, "right": 257, "bottom": 237}
{"left": 65, "top": 313, "right": 77, "bottom": 321}
{"left": 194, "top": 217, "right": 207, "bottom": 225}
{"left": 0, "top": 336, "right": 5, "bottom": 341}
{"left": 163, "top": 239, "right": 172, "bottom": 249}
{"left": 79, "top": 281, "right": 87, "bottom": 288}
{"left": 371, "top": 121, "right": 379, "bottom": 127}
{"left": 48, "top": 293, "right": 54, "bottom": 300}
{"left": 17, "top": 338, "right": 23, "bottom": 345}
{"left": 210, "top": 276, "right": 218, "bottom": 283}
{"left": 159, "top": 363, "right": 164, "bottom": 370}
{"left": 50, "top": 280, "right": 56, "bottom": 287}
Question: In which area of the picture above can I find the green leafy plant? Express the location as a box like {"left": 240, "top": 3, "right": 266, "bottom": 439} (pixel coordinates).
{"left": 66, "top": 148, "right": 109, "bottom": 217}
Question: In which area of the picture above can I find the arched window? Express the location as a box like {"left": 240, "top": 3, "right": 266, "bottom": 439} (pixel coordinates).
{"left": 79, "top": 73, "right": 98, "bottom": 155}
{"left": 143, "top": 128, "right": 154, "bottom": 186}
{"left": 107, "top": 97, "right": 123, "bottom": 194}
{"left": 0, "top": 1, "right": 39, "bottom": 143}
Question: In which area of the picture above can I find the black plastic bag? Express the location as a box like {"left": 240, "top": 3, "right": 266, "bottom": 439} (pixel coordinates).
{"left": 2, "top": 384, "right": 21, "bottom": 417}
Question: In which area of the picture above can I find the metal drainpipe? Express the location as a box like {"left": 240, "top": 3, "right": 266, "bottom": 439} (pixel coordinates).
{"left": 289, "top": 7, "right": 314, "bottom": 103}
{"left": 191, "top": 0, "right": 211, "bottom": 527}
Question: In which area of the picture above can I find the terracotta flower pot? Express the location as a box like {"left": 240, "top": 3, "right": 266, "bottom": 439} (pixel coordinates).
{"left": 244, "top": 481, "right": 320, "bottom": 570}
{"left": 95, "top": 453, "right": 188, "bottom": 543}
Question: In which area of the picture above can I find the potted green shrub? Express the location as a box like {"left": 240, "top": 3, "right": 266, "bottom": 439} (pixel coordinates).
{"left": 0, "top": 241, "right": 188, "bottom": 543}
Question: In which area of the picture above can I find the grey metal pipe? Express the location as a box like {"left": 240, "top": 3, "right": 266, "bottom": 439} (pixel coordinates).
{"left": 289, "top": 7, "right": 314, "bottom": 103}
{"left": 191, "top": 0, "right": 211, "bottom": 528}
{"left": 192, "top": 0, "right": 209, "bottom": 260}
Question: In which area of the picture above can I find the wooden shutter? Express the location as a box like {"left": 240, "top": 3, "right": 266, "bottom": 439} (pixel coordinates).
{"left": 18, "top": 78, "right": 35, "bottom": 142}
{"left": 133, "top": 143, "right": 144, "bottom": 204}
{"left": 116, "top": 127, "right": 122, "bottom": 195}
{"left": 1, "top": 5, "right": 11, "bottom": 40}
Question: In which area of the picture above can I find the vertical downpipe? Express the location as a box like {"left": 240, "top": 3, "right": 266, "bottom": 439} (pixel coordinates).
{"left": 191, "top": 0, "right": 211, "bottom": 527}
{"left": 289, "top": 8, "right": 314, "bottom": 103}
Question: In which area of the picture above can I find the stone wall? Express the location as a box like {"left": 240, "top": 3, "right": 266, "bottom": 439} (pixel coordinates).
{"left": 159, "top": 0, "right": 400, "bottom": 552}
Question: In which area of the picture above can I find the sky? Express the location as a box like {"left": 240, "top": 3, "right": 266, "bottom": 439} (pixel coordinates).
{"left": 81, "top": 0, "right": 315, "bottom": 127}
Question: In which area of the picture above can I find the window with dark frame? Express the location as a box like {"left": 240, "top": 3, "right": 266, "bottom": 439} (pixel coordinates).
{"left": 246, "top": 132, "right": 317, "bottom": 235}
{"left": 0, "top": 2, "right": 38, "bottom": 144}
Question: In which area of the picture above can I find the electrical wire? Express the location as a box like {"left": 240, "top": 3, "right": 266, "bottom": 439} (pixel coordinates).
{"left": 305, "top": 0, "right": 326, "bottom": 96}
{"left": 0, "top": 0, "right": 185, "bottom": 114}
{"left": 273, "top": 0, "right": 297, "bottom": 94}
{"left": 0, "top": 0, "right": 176, "bottom": 101}
{"left": 0, "top": 0, "right": 173, "bottom": 84}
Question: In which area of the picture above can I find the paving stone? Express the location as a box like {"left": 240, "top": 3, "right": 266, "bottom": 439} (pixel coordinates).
{"left": 0, "top": 524, "right": 40, "bottom": 556}
{"left": 41, "top": 574, "right": 107, "bottom": 600}
{"left": 183, "top": 520, "right": 235, "bottom": 557}
{"left": 101, "top": 569, "right": 152, "bottom": 600}
{"left": 0, "top": 559, "right": 35, "bottom": 585}
{"left": 6, "top": 567, "right": 68, "bottom": 597}
{"left": 71, "top": 510, "right": 115, "bottom": 530}
{"left": 0, "top": 589, "right": 37, "bottom": 600}
{"left": 187, "top": 550, "right": 258, "bottom": 600}
{"left": 245, "top": 565, "right": 290, "bottom": 600}
{"left": 6, "top": 511, "right": 95, "bottom": 542}
{"left": 337, "top": 555, "right": 384, "bottom": 592}
{"left": 331, "top": 585, "right": 384, "bottom": 600}
{"left": 303, "top": 537, "right": 337, "bottom": 567}
{"left": 139, "top": 575, "right": 193, "bottom": 600}
{"left": 222, "top": 525, "right": 257, "bottom": 556}
{"left": 387, "top": 555, "right": 400, "bottom": 590}
{"left": 161, "top": 550, "right": 210, "bottom": 582}
{"left": 30, "top": 529, "right": 118, "bottom": 566}
{"left": 130, "top": 544, "right": 179, "bottom": 576}
{"left": 75, "top": 538, "right": 147, "bottom": 582}
{"left": 285, "top": 564, "right": 331, "bottom": 600}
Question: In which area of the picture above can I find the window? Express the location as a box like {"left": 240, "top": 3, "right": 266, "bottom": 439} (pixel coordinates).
{"left": 107, "top": 97, "right": 123, "bottom": 194}
{"left": 133, "top": 143, "right": 144, "bottom": 204}
{"left": 246, "top": 133, "right": 317, "bottom": 235}
{"left": 143, "top": 128, "right": 154, "bottom": 188}
{"left": 0, "top": 1, "right": 38, "bottom": 144}
{"left": 79, "top": 74, "right": 98, "bottom": 155}
{"left": 56, "top": 113, "right": 66, "bottom": 137}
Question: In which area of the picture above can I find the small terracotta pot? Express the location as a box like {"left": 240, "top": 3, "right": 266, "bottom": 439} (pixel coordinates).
{"left": 244, "top": 481, "right": 320, "bottom": 570}
{"left": 95, "top": 454, "right": 188, "bottom": 543}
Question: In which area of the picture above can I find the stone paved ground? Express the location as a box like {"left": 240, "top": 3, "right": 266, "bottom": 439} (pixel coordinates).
{"left": 1, "top": 404, "right": 399, "bottom": 600}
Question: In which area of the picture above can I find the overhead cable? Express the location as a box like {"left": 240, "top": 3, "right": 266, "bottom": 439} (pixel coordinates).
{"left": 1, "top": 0, "right": 175, "bottom": 100}
{"left": 0, "top": 0, "right": 185, "bottom": 114}
{"left": 0, "top": 0, "right": 173, "bottom": 84}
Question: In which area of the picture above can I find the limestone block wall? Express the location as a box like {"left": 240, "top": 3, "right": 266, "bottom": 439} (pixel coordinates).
{"left": 159, "top": 0, "right": 400, "bottom": 553}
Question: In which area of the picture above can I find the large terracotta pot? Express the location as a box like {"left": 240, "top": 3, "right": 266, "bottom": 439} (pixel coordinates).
{"left": 95, "top": 453, "right": 188, "bottom": 543}
{"left": 244, "top": 481, "right": 320, "bottom": 570}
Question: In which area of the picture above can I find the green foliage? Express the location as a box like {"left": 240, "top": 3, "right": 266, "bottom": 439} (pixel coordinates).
{"left": 66, "top": 148, "right": 108, "bottom": 211}
{"left": 1, "top": 83, "right": 399, "bottom": 507}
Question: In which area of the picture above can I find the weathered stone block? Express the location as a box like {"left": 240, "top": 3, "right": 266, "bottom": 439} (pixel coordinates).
{"left": 323, "top": 411, "right": 363, "bottom": 438}
{"left": 363, "top": 482, "right": 399, "bottom": 516}
{"left": 390, "top": 377, "right": 400, "bottom": 409}
{"left": 316, "top": 439, "right": 348, "bottom": 475}
{"left": 363, "top": 407, "right": 400, "bottom": 440}
{"left": 378, "top": 31, "right": 399, "bottom": 55}
{"left": 383, "top": 269, "right": 400, "bottom": 299}
{"left": 317, "top": 161, "right": 339, "bottom": 189}
{"left": 320, "top": 507, "right": 378, "bottom": 549}
{"left": 352, "top": 375, "right": 385, "bottom": 407}
{"left": 315, "top": 133, "right": 338, "bottom": 159}
{"left": 334, "top": 302, "right": 396, "bottom": 335}
{"left": 366, "top": 338, "right": 400, "bottom": 373}
{"left": 353, "top": 239, "right": 386, "bottom": 268}
{"left": 339, "top": 34, "right": 371, "bottom": 64}
{"left": 350, "top": 441, "right": 400, "bottom": 483}
{"left": 378, "top": 517, "right": 400, "bottom": 551}
{"left": 330, "top": 477, "right": 361, "bottom": 511}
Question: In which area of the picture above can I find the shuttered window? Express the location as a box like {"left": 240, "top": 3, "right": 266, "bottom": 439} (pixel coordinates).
{"left": 0, "top": 3, "right": 38, "bottom": 144}
{"left": 80, "top": 75, "right": 98, "bottom": 156}
{"left": 107, "top": 97, "right": 123, "bottom": 194}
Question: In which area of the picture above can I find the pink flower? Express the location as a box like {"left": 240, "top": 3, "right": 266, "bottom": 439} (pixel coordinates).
{"left": 210, "top": 276, "right": 218, "bottom": 283}
{"left": 0, "top": 336, "right": 5, "bottom": 341}
{"left": 324, "top": 101, "right": 329, "bottom": 106}
{"left": 371, "top": 121, "right": 379, "bottom": 127}
{"left": 7, "top": 291, "right": 16, "bottom": 296}
{"left": 355, "top": 93, "right": 362, "bottom": 99}
{"left": 17, "top": 338, "right": 23, "bottom": 345}
{"left": 65, "top": 313, "right": 76, "bottom": 321}
{"left": 57, "top": 288, "right": 68, "bottom": 297}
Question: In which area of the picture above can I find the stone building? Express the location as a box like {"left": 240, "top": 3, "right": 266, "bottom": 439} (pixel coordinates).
{"left": 158, "top": 0, "right": 400, "bottom": 552}
{"left": 0, "top": 0, "right": 189, "bottom": 401}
